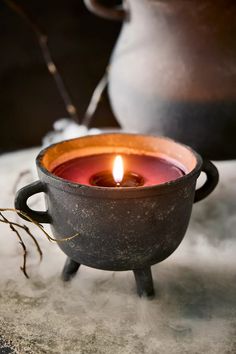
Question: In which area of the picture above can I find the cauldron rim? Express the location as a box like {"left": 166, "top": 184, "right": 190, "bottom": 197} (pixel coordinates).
{"left": 36, "top": 133, "right": 202, "bottom": 198}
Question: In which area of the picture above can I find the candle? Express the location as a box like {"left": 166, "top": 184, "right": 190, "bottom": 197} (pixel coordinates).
{"left": 90, "top": 155, "right": 145, "bottom": 187}
{"left": 52, "top": 153, "right": 186, "bottom": 187}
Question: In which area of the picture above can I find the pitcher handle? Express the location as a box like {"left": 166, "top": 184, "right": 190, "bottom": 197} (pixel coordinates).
{"left": 194, "top": 160, "right": 219, "bottom": 203}
{"left": 15, "top": 181, "right": 51, "bottom": 224}
{"left": 84, "top": 0, "right": 126, "bottom": 21}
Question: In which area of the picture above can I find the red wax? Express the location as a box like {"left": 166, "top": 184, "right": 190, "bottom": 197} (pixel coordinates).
{"left": 52, "top": 153, "right": 186, "bottom": 187}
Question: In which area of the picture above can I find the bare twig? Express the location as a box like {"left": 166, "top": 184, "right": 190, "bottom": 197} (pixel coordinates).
{"left": 0, "top": 217, "right": 43, "bottom": 261}
{"left": 82, "top": 69, "right": 109, "bottom": 127}
{"left": 0, "top": 208, "right": 79, "bottom": 278}
{"left": 0, "top": 212, "right": 29, "bottom": 278}
{"left": 20, "top": 224, "right": 43, "bottom": 261}
{"left": 3, "top": 0, "right": 80, "bottom": 123}
{"left": 0, "top": 208, "right": 79, "bottom": 243}
{"left": 4, "top": 0, "right": 111, "bottom": 128}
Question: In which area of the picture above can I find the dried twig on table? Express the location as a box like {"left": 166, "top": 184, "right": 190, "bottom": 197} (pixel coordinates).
{"left": 0, "top": 208, "right": 79, "bottom": 243}
{"left": 0, "top": 212, "right": 29, "bottom": 278}
{"left": 3, "top": 0, "right": 80, "bottom": 123}
{"left": 0, "top": 215, "right": 43, "bottom": 261}
{"left": 0, "top": 208, "right": 79, "bottom": 278}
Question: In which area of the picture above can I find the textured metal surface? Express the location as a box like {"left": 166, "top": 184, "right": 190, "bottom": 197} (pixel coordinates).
{"left": 62, "top": 257, "right": 155, "bottom": 297}
{"left": 14, "top": 134, "right": 218, "bottom": 295}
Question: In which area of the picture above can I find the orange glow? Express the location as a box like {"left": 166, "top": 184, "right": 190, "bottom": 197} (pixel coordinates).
{"left": 112, "top": 155, "right": 124, "bottom": 185}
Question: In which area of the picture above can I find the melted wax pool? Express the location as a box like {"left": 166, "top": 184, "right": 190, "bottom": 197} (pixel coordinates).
{"left": 52, "top": 153, "right": 186, "bottom": 187}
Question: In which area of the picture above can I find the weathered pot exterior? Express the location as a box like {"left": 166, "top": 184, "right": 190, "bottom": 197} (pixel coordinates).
{"left": 15, "top": 134, "right": 218, "bottom": 272}
{"left": 84, "top": 0, "right": 236, "bottom": 160}
{"left": 36, "top": 174, "right": 195, "bottom": 271}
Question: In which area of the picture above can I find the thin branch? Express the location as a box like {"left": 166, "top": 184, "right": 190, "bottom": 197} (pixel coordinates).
{"left": 82, "top": 69, "right": 108, "bottom": 127}
{"left": 0, "top": 213, "right": 29, "bottom": 278}
{"left": 0, "top": 208, "right": 79, "bottom": 243}
{"left": 0, "top": 208, "right": 79, "bottom": 279}
{"left": 0, "top": 217, "right": 42, "bottom": 261}
{"left": 21, "top": 224, "right": 43, "bottom": 261}
{"left": 3, "top": 0, "right": 80, "bottom": 123}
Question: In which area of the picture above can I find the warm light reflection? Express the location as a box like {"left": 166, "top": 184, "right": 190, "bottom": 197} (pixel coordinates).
{"left": 112, "top": 155, "right": 124, "bottom": 185}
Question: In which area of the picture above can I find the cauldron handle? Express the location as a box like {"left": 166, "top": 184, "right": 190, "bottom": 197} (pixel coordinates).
{"left": 15, "top": 180, "right": 51, "bottom": 224}
{"left": 194, "top": 160, "right": 219, "bottom": 203}
{"left": 83, "top": 0, "right": 126, "bottom": 21}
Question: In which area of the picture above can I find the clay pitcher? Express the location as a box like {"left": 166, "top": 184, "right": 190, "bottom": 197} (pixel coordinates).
{"left": 84, "top": 0, "right": 236, "bottom": 160}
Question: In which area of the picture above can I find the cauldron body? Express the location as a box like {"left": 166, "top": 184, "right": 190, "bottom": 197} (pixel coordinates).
{"left": 84, "top": 0, "right": 236, "bottom": 160}
{"left": 44, "top": 182, "right": 194, "bottom": 271}
{"left": 15, "top": 134, "right": 218, "bottom": 271}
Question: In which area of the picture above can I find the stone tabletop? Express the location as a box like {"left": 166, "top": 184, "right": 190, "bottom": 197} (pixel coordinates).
{"left": 0, "top": 148, "right": 236, "bottom": 354}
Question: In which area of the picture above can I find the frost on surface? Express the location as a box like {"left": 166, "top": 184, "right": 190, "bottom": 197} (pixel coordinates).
{"left": 0, "top": 149, "right": 236, "bottom": 354}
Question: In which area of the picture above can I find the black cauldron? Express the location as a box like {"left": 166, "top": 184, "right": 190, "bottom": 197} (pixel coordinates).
{"left": 15, "top": 134, "right": 219, "bottom": 296}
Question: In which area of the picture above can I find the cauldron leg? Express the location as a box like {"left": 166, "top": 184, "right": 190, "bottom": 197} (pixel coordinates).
{"left": 61, "top": 257, "right": 80, "bottom": 281}
{"left": 133, "top": 267, "right": 155, "bottom": 297}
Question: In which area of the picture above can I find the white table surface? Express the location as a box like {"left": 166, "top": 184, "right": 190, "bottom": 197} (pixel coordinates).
{"left": 0, "top": 148, "right": 236, "bottom": 354}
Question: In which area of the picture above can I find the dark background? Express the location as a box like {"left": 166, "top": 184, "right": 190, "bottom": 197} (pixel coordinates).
{"left": 0, "top": 0, "right": 121, "bottom": 151}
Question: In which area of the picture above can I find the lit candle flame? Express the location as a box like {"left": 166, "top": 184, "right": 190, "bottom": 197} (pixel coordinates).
{"left": 112, "top": 155, "right": 124, "bottom": 185}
